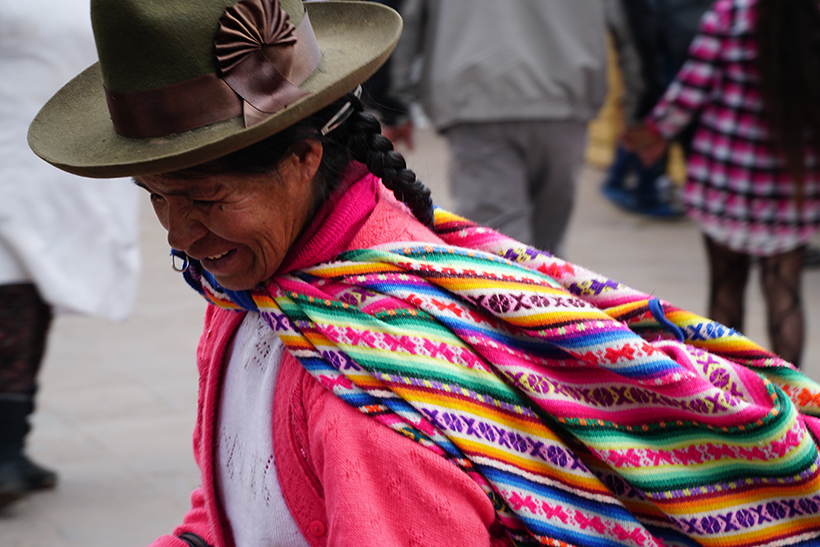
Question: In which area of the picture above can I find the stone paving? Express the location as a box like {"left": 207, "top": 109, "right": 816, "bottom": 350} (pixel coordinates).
{"left": 3, "top": 128, "right": 820, "bottom": 546}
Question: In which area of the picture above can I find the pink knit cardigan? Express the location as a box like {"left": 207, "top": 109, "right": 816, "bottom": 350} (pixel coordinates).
{"left": 149, "top": 182, "right": 512, "bottom": 547}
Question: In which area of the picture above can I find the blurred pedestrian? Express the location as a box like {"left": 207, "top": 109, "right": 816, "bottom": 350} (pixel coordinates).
{"left": 392, "top": 0, "right": 641, "bottom": 258}
{"left": 361, "top": 0, "right": 414, "bottom": 147}
{"left": 636, "top": 0, "right": 820, "bottom": 368}
{"left": 604, "top": 0, "right": 712, "bottom": 217}
{"left": 0, "top": 0, "right": 141, "bottom": 507}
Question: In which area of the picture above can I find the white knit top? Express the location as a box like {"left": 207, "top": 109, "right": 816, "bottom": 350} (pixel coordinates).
{"left": 216, "top": 312, "right": 310, "bottom": 547}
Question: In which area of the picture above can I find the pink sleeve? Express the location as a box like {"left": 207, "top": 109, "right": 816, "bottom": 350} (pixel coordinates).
{"left": 305, "top": 381, "right": 509, "bottom": 547}
{"left": 147, "top": 535, "right": 194, "bottom": 547}
{"left": 166, "top": 488, "right": 217, "bottom": 545}
{"left": 144, "top": 488, "right": 214, "bottom": 547}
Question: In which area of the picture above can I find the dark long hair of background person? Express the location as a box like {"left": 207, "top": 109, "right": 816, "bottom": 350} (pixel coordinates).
{"left": 757, "top": 0, "right": 820, "bottom": 198}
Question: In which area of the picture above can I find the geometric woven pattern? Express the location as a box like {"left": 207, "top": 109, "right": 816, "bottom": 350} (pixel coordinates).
{"left": 179, "top": 208, "right": 820, "bottom": 546}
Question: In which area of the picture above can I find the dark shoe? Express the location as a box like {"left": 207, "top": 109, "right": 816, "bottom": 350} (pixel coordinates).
{"left": 0, "top": 455, "right": 56, "bottom": 505}
{"left": 603, "top": 185, "right": 684, "bottom": 218}
{"left": 19, "top": 456, "right": 57, "bottom": 490}
{"left": 634, "top": 200, "right": 685, "bottom": 219}
{"left": 602, "top": 185, "right": 638, "bottom": 211}
{"left": 0, "top": 398, "right": 55, "bottom": 500}
{"left": 0, "top": 460, "right": 28, "bottom": 509}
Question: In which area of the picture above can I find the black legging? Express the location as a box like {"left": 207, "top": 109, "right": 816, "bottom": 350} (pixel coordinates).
{"left": 704, "top": 236, "right": 805, "bottom": 368}
{"left": 0, "top": 283, "right": 52, "bottom": 396}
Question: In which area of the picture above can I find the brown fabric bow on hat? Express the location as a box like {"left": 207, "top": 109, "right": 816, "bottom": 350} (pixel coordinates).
{"left": 216, "top": 0, "right": 322, "bottom": 127}
{"left": 27, "top": 0, "right": 401, "bottom": 178}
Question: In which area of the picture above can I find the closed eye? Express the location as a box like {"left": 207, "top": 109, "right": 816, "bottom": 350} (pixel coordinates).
{"left": 192, "top": 199, "right": 217, "bottom": 207}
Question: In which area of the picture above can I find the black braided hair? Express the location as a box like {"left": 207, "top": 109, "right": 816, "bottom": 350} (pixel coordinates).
{"left": 163, "top": 91, "right": 435, "bottom": 227}
{"left": 337, "top": 98, "right": 434, "bottom": 226}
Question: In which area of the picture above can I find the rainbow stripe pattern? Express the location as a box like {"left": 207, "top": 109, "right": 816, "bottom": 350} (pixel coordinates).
{"left": 180, "top": 209, "right": 820, "bottom": 546}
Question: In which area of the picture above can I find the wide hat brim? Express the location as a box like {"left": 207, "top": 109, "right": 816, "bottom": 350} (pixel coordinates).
{"left": 27, "top": 1, "right": 402, "bottom": 179}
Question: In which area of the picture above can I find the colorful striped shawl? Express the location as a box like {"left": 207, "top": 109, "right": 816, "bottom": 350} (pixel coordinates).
{"left": 179, "top": 209, "right": 820, "bottom": 547}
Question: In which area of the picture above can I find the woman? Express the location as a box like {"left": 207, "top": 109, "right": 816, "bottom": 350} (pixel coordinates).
{"left": 638, "top": 0, "right": 820, "bottom": 369}
{"left": 28, "top": 0, "right": 820, "bottom": 545}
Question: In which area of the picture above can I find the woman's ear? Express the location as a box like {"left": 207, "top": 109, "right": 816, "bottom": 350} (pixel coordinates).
{"left": 289, "top": 139, "right": 324, "bottom": 184}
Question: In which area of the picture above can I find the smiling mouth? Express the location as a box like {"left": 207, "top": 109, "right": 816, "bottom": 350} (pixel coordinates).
{"left": 201, "top": 249, "right": 236, "bottom": 268}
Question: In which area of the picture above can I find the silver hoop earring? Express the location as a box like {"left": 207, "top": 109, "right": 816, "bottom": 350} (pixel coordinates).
{"left": 171, "top": 252, "right": 189, "bottom": 272}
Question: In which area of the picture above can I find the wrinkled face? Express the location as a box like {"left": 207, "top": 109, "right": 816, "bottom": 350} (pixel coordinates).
{"left": 135, "top": 142, "right": 322, "bottom": 291}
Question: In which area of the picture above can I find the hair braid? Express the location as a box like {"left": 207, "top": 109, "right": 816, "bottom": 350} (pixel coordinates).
{"left": 345, "top": 109, "right": 434, "bottom": 227}
{"left": 757, "top": 0, "right": 820, "bottom": 200}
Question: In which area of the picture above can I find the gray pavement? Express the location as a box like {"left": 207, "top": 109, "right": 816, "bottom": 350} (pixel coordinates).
{"left": 3, "top": 127, "right": 820, "bottom": 546}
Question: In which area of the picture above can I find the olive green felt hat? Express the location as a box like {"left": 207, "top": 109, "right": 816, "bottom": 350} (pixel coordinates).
{"left": 27, "top": 0, "right": 402, "bottom": 178}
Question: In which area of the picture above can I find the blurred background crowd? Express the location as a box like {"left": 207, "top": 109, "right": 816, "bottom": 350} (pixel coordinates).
{"left": 3, "top": 0, "right": 820, "bottom": 545}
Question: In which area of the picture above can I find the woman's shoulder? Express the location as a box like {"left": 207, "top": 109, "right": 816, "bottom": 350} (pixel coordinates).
{"left": 348, "top": 183, "right": 444, "bottom": 250}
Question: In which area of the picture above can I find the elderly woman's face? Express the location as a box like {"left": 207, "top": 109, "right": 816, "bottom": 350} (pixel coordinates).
{"left": 136, "top": 141, "right": 322, "bottom": 291}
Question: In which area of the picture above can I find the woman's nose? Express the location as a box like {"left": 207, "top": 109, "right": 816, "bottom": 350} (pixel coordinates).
{"left": 165, "top": 202, "right": 207, "bottom": 251}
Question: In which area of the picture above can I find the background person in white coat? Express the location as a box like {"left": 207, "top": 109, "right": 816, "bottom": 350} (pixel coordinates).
{"left": 0, "top": 0, "right": 141, "bottom": 508}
